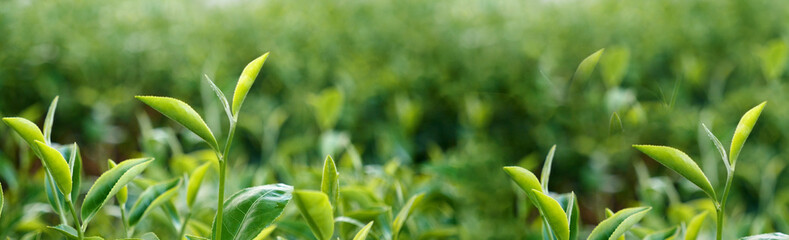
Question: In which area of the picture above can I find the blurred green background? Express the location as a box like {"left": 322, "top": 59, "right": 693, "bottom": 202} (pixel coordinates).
{"left": 1, "top": 0, "right": 789, "bottom": 238}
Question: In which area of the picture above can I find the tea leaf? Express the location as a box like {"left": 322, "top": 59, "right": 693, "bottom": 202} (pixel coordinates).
{"left": 128, "top": 178, "right": 183, "bottom": 226}
{"left": 740, "top": 232, "right": 789, "bottom": 240}
{"left": 67, "top": 144, "right": 83, "bottom": 204}
{"left": 293, "top": 190, "right": 334, "bottom": 240}
{"left": 600, "top": 47, "right": 630, "bottom": 88}
{"left": 644, "top": 226, "right": 678, "bottom": 240}
{"left": 587, "top": 206, "right": 651, "bottom": 240}
{"left": 308, "top": 88, "right": 344, "bottom": 131}
{"left": 33, "top": 141, "right": 72, "bottom": 196}
{"left": 610, "top": 112, "right": 623, "bottom": 134}
{"left": 530, "top": 190, "right": 569, "bottom": 240}
{"left": 187, "top": 162, "right": 211, "bottom": 208}
{"left": 0, "top": 182, "right": 3, "bottom": 219}
{"left": 185, "top": 235, "right": 209, "bottom": 240}
{"left": 107, "top": 159, "right": 128, "bottom": 204}
{"left": 572, "top": 48, "right": 605, "bottom": 83}
{"left": 204, "top": 74, "right": 233, "bottom": 122}
{"left": 541, "top": 145, "right": 557, "bottom": 192}
{"left": 252, "top": 224, "right": 277, "bottom": 240}
{"left": 353, "top": 221, "right": 374, "bottom": 240}
{"left": 135, "top": 96, "right": 219, "bottom": 150}
{"left": 45, "top": 172, "right": 66, "bottom": 218}
{"left": 565, "top": 193, "right": 580, "bottom": 240}
{"left": 701, "top": 123, "right": 730, "bottom": 172}
{"left": 2, "top": 117, "right": 45, "bottom": 153}
{"left": 503, "top": 166, "right": 542, "bottom": 195}
{"left": 685, "top": 211, "right": 708, "bottom": 240}
{"left": 232, "top": 52, "right": 269, "bottom": 116}
{"left": 321, "top": 155, "right": 339, "bottom": 210}
{"left": 43, "top": 96, "right": 59, "bottom": 144}
{"left": 633, "top": 145, "right": 716, "bottom": 199}
{"left": 82, "top": 158, "right": 155, "bottom": 224}
{"left": 729, "top": 101, "right": 766, "bottom": 168}
{"left": 48, "top": 225, "right": 80, "bottom": 240}
{"left": 140, "top": 232, "right": 160, "bottom": 240}
{"left": 213, "top": 184, "right": 293, "bottom": 240}
{"left": 603, "top": 208, "right": 624, "bottom": 240}
{"left": 393, "top": 193, "right": 425, "bottom": 240}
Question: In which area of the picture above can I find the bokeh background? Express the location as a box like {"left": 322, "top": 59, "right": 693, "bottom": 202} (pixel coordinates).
{"left": 1, "top": 0, "right": 789, "bottom": 238}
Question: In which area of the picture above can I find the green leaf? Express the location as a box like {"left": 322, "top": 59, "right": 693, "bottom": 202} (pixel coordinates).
{"left": 107, "top": 159, "right": 128, "bottom": 204}
{"left": 252, "top": 224, "right": 277, "bottom": 240}
{"left": 308, "top": 88, "right": 344, "bottom": 131}
{"left": 609, "top": 112, "right": 623, "bottom": 134}
{"left": 685, "top": 211, "right": 708, "bottom": 240}
{"left": 140, "top": 232, "right": 160, "bottom": 240}
{"left": 66, "top": 144, "right": 83, "bottom": 204}
{"left": 321, "top": 155, "right": 339, "bottom": 210}
{"left": 213, "top": 184, "right": 293, "bottom": 240}
{"left": 2, "top": 117, "right": 45, "bottom": 153}
{"left": 632, "top": 145, "right": 716, "bottom": 199}
{"left": 34, "top": 141, "right": 72, "bottom": 196}
{"left": 393, "top": 193, "right": 425, "bottom": 240}
{"left": 187, "top": 162, "right": 211, "bottom": 208}
{"left": 0, "top": 182, "right": 3, "bottom": 219}
{"left": 729, "top": 101, "right": 766, "bottom": 168}
{"left": 587, "top": 206, "right": 651, "bottom": 240}
{"left": 643, "top": 226, "right": 678, "bottom": 240}
{"left": 599, "top": 46, "right": 630, "bottom": 88}
{"left": 503, "top": 166, "right": 542, "bottom": 195}
{"left": 353, "top": 221, "right": 374, "bottom": 240}
{"left": 758, "top": 40, "right": 788, "bottom": 80}
{"left": 232, "top": 52, "right": 269, "bottom": 116}
{"left": 45, "top": 172, "right": 66, "bottom": 218}
{"left": 185, "top": 235, "right": 210, "bottom": 240}
{"left": 541, "top": 145, "right": 557, "bottom": 192}
{"left": 43, "top": 96, "right": 59, "bottom": 144}
{"left": 204, "top": 74, "right": 233, "bottom": 122}
{"left": 530, "top": 190, "right": 569, "bottom": 240}
{"left": 572, "top": 48, "right": 605, "bottom": 83}
{"left": 603, "top": 209, "right": 624, "bottom": 240}
{"left": 701, "top": 123, "right": 730, "bottom": 172}
{"left": 128, "top": 178, "right": 183, "bottom": 226}
{"left": 82, "top": 158, "right": 154, "bottom": 225}
{"left": 741, "top": 233, "right": 789, "bottom": 240}
{"left": 48, "top": 224, "right": 79, "bottom": 240}
{"left": 293, "top": 190, "right": 334, "bottom": 240}
{"left": 564, "top": 193, "right": 580, "bottom": 240}
{"left": 135, "top": 96, "right": 219, "bottom": 150}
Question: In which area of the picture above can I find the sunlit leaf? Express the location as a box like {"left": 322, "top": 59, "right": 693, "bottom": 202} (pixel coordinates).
{"left": 135, "top": 96, "right": 219, "bottom": 150}
{"left": 232, "top": 52, "right": 269, "bottom": 116}
{"left": 33, "top": 141, "right": 72, "bottom": 196}
{"left": 393, "top": 193, "right": 425, "bottom": 240}
{"left": 604, "top": 208, "right": 624, "bottom": 240}
{"left": 321, "top": 155, "right": 339, "bottom": 210}
{"left": 128, "top": 178, "right": 182, "bottom": 226}
{"left": 503, "top": 166, "right": 542, "bottom": 196}
{"left": 729, "top": 101, "right": 766, "bottom": 168}
{"left": 82, "top": 158, "right": 154, "bottom": 225}
{"left": 107, "top": 159, "right": 127, "bottom": 204}
{"left": 293, "top": 190, "right": 334, "bottom": 240}
{"left": 685, "top": 211, "right": 708, "bottom": 240}
{"left": 187, "top": 162, "right": 211, "bottom": 208}
{"left": 572, "top": 48, "right": 605, "bottom": 83}
{"left": 353, "top": 221, "right": 374, "bottom": 240}
{"left": 530, "top": 190, "right": 569, "bottom": 240}
{"left": 213, "top": 184, "right": 293, "bottom": 240}
{"left": 587, "top": 206, "right": 651, "bottom": 240}
{"left": 2, "top": 117, "right": 45, "bottom": 153}
{"left": 252, "top": 224, "right": 277, "bottom": 240}
{"left": 185, "top": 235, "right": 209, "bottom": 240}
{"left": 633, "top": 145, "right": 716, "bottom": 199}
{"left": 740, "top": 232, "right": 789, "bottom": 240}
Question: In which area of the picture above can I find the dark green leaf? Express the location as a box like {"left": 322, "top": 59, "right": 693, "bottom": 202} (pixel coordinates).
{"left": 213, "top": 184, "right": 293, "bottom": 240}
{"left": 128, "top": 178, "right": 182, "bottom": 227}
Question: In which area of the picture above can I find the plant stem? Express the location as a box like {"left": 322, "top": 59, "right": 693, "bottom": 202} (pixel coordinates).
{"left": 120, "top": 204, "right": 129, "bottom": 238}
{"left": 65, "top": 198, "right": 83, "bottom": 240}
{"left": 215, "top": 120, "right": 237, "bottom": 240}
{"left": 716, "top": 170, "right": 734, "bottom": 240}
{"left": 177, "top": 211, "right": 192, "bottom": 240}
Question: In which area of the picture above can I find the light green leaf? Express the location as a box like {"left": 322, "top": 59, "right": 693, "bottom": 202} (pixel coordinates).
{"left": 643, "top": 226, "right": 678, "bottom": 240}
{"left": 633, "top": 145, "right": 716, "bottom": 199}
{"left": 530, "top": 190, "right": 569, "bottom": 240}
{"left": 308, "top": 88, "right": 344, "bottom": 131}
{"left": 541, "top": 145, "right": 556, "bottom": 192}
{"left": 128, "top": 178, "right": 182, "bottom": 226}
{"left": 107, "top": 159, "right": 128, "bottom": 204}
{"left": 82, "top": 158, "right": 154, "bottom": 225}
{"left": 187, "top": 162, "right": 211, "bottom": 208}
{"left": 293, "top": 190, "right": 334, "bottom": 240}
{"left": 393, "top": 193, "right": 425, "bottom": 240}
{"left": 353, "top": 221, "right": 374, "bottom": 240}
{"left": 2, "top": 117, "right": 45, "bottom": 153}
{"left": 135, "top": 96, "right": 219, "bottom": 150}
{"left": 565, "top": 193, "right": 580, "bottom": 240}
{"left": 140, "top": 232, "right": 160, "bottom": 240}
{"left": 321, "top": 155, "right": 339, "bottom": 210}
{"left": 252, "top": 224, "right": 277, "bottom": 240}
{"left": 758, "top": 40, "right": 788, "bottom": 80}
{"left": 34, "top": 141, "right": 72, "bottom": 196}
{"left": 701, "top": 123, "right": 730, "bottom": 172}
{"left": 741, "top": 233, "right": 789, "bottom": 240}
{"left": 0, "top": 182, "right": 3, "bottom": 219}
{"left": 43, "top": 96, "right": 59, "bottom": 144}
{"left": 572, "top": 48, "right": 605, "bottom": 83}
{"left": 232, "top": 52, "right": 269, "bottom": 116}
{"left": 503, "top": 166, "right": 542, "bottom": 195}
{"left": 685, "top": 211, "right": 708, "bottom": 240}
{"left": 587, "top": 206, "right": 651, "bottom": 240}
{"left": 600, "top": 46, "right": 630, "bottom": 88}
{"left": 204, "top": 74, "right": 233, "bottom": 122}
{"left": 729, "top": 101, "right": 766, "bottom": 168}
{"left": 603, "top": 209, "right": 624, "bottom": 240}
{"left": 213, "top": 184, "right": 293, "bottom": 240}
{"left": 185, "top": 235, "right": 210, "bottom": 240}
{"left": 66, "top": 144, "right": 83, "bottom": 204}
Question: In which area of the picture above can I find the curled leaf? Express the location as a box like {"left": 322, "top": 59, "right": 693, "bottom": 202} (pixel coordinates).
{"left": 633, "top": 145, "right": 716, "bottom": 199}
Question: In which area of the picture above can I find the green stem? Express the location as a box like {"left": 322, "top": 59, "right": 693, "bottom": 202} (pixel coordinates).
{"left": 120, "top": 204, "right": 130, "bottom": 238}
{"left": 178, "top": 211, "right": 192, "bottom": 240}
{"left": 716, "top": 170, "right": 734, "bottom": 240}
{"left": 65, "top": 198, "right": 83, "bottom": 240}
{"left": 215, "top": 120, "right": 237, "bottom": 240}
